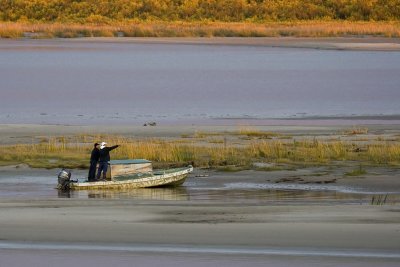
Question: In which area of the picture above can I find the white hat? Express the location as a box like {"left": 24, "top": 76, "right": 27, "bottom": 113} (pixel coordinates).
{"left": 100, "top": 142, "right": 107, "bottom": 149}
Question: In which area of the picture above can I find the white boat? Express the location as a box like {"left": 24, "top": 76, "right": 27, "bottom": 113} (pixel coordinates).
{"left": 57, "top": 159, "right": 193, "bottom": 190}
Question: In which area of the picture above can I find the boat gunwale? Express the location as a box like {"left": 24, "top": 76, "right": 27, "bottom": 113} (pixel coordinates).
{"left": 69, "top": 166, "right": 193, "bottom": 189}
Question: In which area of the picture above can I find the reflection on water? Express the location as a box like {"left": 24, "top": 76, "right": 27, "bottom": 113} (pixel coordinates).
{"left": 57, "top": 185, "right": 399, "bottom": 205}
{"left": 58, "top": 187, "right": 189, "bottom": 201}
{"left": 185, "top": 188, "right": 399, "bottom": 205}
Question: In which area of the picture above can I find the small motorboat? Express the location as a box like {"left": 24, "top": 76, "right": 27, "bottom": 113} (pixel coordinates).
{"left": 57, "top": 159, "right": 193, "bottom": 190}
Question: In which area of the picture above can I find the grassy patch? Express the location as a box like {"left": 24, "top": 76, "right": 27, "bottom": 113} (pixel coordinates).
{"left": 343, "top": 126, "right": 369, "bottom": 135}
{"left": 208, "top": 139, "right": 225, "bottom": 144}
{"left": 254, "top": 166, "right": 285, "bottom": 172}
{"left": 345, "top": 166, "right": 367, "bottom": 176}
{"left": 238, "top": 127, "right": 280, "bottom": 139}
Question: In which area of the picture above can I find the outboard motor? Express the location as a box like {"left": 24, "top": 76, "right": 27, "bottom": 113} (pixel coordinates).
{"left": 57, "top": 169, "right": 76, "bottom": 190}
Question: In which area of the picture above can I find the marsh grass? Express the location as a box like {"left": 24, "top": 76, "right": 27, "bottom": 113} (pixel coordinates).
{"left": 1, "top": 134, "right": 399, "bottom": 169}
{"left": 1, "top": 21, "right": 400, "bottom": 38}
{"left": 251, "top": 139, "right": 351, "bottom": 163}
{"left": 366, "top": 143, "right": 400, "bottom": 164}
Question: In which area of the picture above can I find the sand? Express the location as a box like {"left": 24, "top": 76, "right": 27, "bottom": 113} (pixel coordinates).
{"left": 1, "top": 199, "right": 399, "bottom": 248}
{"left": 0, "top": 198, "right": 400, "bottom": 267}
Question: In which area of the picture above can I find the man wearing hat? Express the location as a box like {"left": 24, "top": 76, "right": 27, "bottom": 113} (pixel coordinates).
{"left": 88, "top": 142, "right": 100, "bottom": 182}
{"left": 96, "top": 142, "right": 119, "bottom": 181}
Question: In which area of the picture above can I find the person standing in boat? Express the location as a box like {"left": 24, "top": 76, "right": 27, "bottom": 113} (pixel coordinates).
{"left": 96, "top": 142, "right": 119, "bottom": 181}
{"left": 88, "top": 142, "right": 100, "bottom": 182}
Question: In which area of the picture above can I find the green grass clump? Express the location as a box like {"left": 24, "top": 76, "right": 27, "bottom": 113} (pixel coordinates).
{"left": 345, "top": 165, "right": 367, "bottom": 176}
{"left": 238, "top": 127, "right": 280, "bottom": 139}
{"left": 371, "top": 195, "right": 389, "bottom": 205}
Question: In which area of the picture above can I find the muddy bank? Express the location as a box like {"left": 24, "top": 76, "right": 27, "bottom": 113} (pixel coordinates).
{"left": 3, "top": 37, "right": 400, "bottom": 51}
{"left": 1, "top": 122, "right": 400, "bottom": 144}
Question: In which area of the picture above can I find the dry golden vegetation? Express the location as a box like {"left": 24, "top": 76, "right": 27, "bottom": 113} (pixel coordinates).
{"left": 343, "top": 126, "right": 369, "bottom": 135}
{"left": 1, "top": 131, "right": 399, "bottom": 169}
{"left": 1, "top": 0, "right": 400, "bottom": 22}
{"left": 1, "top": 20, "right": 400, "bottom": 38}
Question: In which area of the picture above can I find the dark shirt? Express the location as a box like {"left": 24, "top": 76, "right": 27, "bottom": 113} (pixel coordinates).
{"left": 90, "top": 148, "right": 100, "bottom": 161}
{"left": 98, "top": 145, "right": 119, "bottom": 162}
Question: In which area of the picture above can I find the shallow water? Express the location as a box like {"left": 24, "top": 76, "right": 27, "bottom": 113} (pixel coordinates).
{"left": 0, "top": 169, "right": 398, "bottom": 205}
{"left": 1, "top": 39, "right": 400, "bottom": 125}
{"left": 2, "top": 242, "right": 400, "bottom": 259}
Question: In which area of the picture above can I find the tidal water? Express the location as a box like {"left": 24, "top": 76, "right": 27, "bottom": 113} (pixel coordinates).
{"left": 1, "top": 39, "right": 400, "bottom": 125}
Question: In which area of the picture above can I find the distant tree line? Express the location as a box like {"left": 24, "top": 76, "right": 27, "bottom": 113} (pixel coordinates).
{"left": 1, "top": 0, "right": 399, "bottom": 23}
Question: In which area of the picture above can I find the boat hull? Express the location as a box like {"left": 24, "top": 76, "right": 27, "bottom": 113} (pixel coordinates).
{"left": 69, "top": 166, "right": 193, "bottom": 190}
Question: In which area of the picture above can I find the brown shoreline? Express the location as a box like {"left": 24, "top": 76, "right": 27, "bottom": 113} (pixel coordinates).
{"left": 86, "top": 36, "right": 400, "bottom": 51}
{"left": 2, "top": 36, "right": 400, "bottom": 51}
{"left": 1, "top": 122, "right": 400, "bottom": 143}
